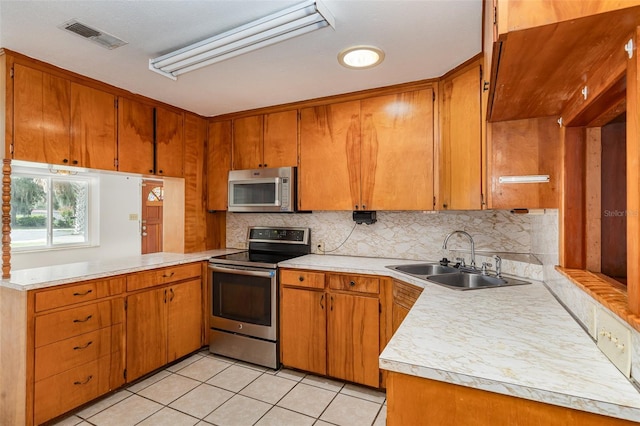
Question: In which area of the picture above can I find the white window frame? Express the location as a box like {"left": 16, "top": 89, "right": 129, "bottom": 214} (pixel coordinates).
{"left": 10, "top": 167, "right": 100, "bottom": 252}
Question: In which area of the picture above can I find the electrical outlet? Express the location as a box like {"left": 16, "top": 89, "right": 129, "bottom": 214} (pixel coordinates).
{"left": 317, "top": 241, "right": 325, "bottom": 254}
{"left": 597, "top": 308, "right": 631, "bottom": 377}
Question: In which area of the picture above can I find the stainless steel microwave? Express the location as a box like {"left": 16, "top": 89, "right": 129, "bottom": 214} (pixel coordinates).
{"left": 228, "top": 167, "right": 296, "bottom": 212}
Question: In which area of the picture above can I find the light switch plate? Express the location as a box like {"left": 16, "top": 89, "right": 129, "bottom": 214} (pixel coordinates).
{"left": 129, "top": 213, "right": 139, "bottom": 221}
{"left": 597, "top": 308, "right": 631, "bottom": 377}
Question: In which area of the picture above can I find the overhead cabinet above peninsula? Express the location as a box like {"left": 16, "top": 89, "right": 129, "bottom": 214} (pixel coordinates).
{"left": 8, "top": 53, "right": 185, "bottom": 177}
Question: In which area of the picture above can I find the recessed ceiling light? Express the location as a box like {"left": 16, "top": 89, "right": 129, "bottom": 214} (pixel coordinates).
{"left": 338, "top": 46, "right": 384, "bottom": 69}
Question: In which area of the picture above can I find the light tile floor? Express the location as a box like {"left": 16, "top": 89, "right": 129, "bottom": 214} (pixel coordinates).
{"left": 51, "top": 349, "right": 387, "bottom": 426}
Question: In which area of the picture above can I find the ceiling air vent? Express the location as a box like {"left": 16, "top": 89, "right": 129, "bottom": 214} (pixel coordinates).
{"left": 58, "top": 19, "right": 127, "bottom": 50}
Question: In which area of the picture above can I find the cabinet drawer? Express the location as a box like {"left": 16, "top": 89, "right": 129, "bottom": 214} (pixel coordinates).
{"left": 328, "top": 274, "right": 379, "bottom": 294}
{"left": 35, "top": 276, "right": 125, "bottom": 312}
{"left": 280, "top": 269, "right": 325, "bottom": 289}
{"left": 35, "top": 325, "right": 120, "bottom": 381}
{"left": 393, "top": 280, "right": 423, "bottom": 310}
{"left": 34, "top": 356, "right": 110, "bottom": 425}
{"left": 35, "top": 299, "right": 123, "bottom": 348}
{"left": 127, "top": 262, "right": 202, "bottom": 292}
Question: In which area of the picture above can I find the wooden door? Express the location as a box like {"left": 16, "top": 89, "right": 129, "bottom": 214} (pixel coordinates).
{"left": 327, "top": 292, "right": 379, "bottom": 387}
{"left": 141, "top": 180, "right": 163, "bottom": 254}
{"left": 361, "top": 89, "right": 434, "bottom": 211}
{"left": 299, "top": 101, "right": 361, "bottom": 210}
{"left": 167, "top": 279, "right": 202, "bottom": 362}
{"left": 156, "top": 107, "right": 184, "bottom": 177}
{"left": 13, "top": 64, "right": 71, "bottom": 165}
{"left": 440, "top": 63, "right": 482, "bottom": 210}
{"left": 280, "top": 287, "right": 327, "bottom": 375}
{"left": 70, "top": 82, "right": 117, "bottom": 170}
{"left": 233, "top": 115, "right": 263, "bottom": 169}
{"left": 207, "top": 120, "right": 232, "bottom": 211}
{"left": 125, "top": 288, "right": 167, "bottom": 381}
{"left": 117, "top": 97, "right": 155, "bottom": 174}
{"left": 263, "top": 110, "right": 298, "bottom": 168}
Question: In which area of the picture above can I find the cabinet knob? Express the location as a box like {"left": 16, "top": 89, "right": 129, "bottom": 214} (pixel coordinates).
{"left": 158, "top": 170, "right": 163, "bottom": 174}
{"left": 62, "top": 159, "right": 69, "bottom": 164}
{"left": 443, "top": 203, "right": 448, "bottom": 209}
{"left": 72, "top": 160, "right": 78, "bottom": 165}
{"left": 355, "top": 205, "right": 359, "bottom": 210}
{"left": 298, "top": 276, "right": 305, "bottom": 282}
{"left": 349, "top": 280, "right": 356, "bottom": 287}
{"left": 263, "top": 164, "right": 267, "bottom": 168}
{"left": 149, "top": 169, "right": 154, "bottom": 173}
{"left": 362, "top": 204, "right": 366, "bottom": 209}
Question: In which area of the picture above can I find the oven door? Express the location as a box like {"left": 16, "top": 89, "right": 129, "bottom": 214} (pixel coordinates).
{"left": 209, "top": 264, "right": 277, "bottom": 341}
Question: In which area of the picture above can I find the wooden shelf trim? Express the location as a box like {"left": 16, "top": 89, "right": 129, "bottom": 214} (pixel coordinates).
{"left": 556, "top": 267, "right": 640, "bottom": 332}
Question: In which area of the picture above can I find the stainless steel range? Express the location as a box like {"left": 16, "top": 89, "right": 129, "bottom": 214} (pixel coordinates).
{"left": 208, "top": 226, "right": 311, "bottom": 369}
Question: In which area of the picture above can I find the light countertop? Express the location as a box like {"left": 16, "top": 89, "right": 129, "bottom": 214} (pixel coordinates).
{"left": 0, "top": 249, "right": 241, "bottom": 291}
{"left": 280, "top": 254, "right": 640, "bottom": 423}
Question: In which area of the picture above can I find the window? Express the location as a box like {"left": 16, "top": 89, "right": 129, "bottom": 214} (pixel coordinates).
{"left": 11, "top": 172, "right": 91, "bottom": 250}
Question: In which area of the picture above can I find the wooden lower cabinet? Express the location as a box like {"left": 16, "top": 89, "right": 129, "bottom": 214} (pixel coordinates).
{"left": 391, "top": 280, "right": 423, "bottom": 333}
{"left": 386, "top": 371, "right": 636, "bottom": 426}
{"left": 280, "top": 269, "right": 385, "bottom": 388}
{"left": 280, "top": 287, "right": 327, "bottom": 375}
{"left": 327, "top": 292, "right": 379, "bottom": 387}
{"left": 126, "top": 278, "right": 202, "bottom": 382}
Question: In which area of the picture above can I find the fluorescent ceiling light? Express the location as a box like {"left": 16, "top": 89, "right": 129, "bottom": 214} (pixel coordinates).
{"left": 149, "top": 0, "right": 335, "bottom": 80}
{"left": 338, "top": 46, "right": 385, "bottom": 69}
{"left": 499, "top": 175, "right": 550, "bottom": 184}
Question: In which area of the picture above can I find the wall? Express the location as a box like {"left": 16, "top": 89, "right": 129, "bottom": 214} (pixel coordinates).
{"left": 11, "top": 173, "right": 142, "bottom": 270}
{"left": 227, "top": 209, "right": 543, "bottom": 279}
{"left": 530, "top": 210, "right": 640, "bottom": 384}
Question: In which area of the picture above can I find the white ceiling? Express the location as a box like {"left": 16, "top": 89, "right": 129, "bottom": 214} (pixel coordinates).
{"left": 0, "top": 0, "right": 482, "bottom": 117}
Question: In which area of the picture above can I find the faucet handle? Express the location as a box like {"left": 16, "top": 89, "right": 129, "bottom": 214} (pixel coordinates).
{"left": 481, "top": 262, "right": 492, "bottom": 275}
{"left": 455, "top": 257, "right": 466, "bottom": 267}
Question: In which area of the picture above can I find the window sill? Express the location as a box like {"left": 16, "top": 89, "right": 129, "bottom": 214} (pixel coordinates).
{"left": 556, "top": 266, "right": 640, "bottom": 332}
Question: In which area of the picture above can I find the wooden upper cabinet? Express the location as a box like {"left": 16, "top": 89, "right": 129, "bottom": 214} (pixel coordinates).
{"left": 299, "top": 89, "right": 434, "bottom": 211}
{"left": 232, "top": 110, "right": 297, "bottom": 170}
{"left": 70, "top": 83, "right": 117, "bottom": 170}
{"left": 13, "top": 63, "right": 71, "bottom": 165}
{"left": 183, "top": 113, "right": 208, "bottom": 252}
{"left": 156, "top": 107, "right": 184, "bottom": 177}
{"left": 233, "top": 115, "right": 262, "bottom": 170}
{"left": 494, "top": 0, "right": 640, "bottom": 36}
{"left": 207, "top": 120, "right": 232, "bottom": 211}
{"left": 439, "top": 60, "right": 483, "bottom": 210}
{"left": 299, "top": 100, "right": 361, "bottom": 210}
{"left": 487, "top": 116, "right": 560, "bottom": 209}
{"left": 263, "top": 110, "right": 298, "bottom": 168}
{"left": 361, "top": 89, "right": 434, "bottom": 211}
{"left": 117, "top": 97, "right": 155, "bottom": 174}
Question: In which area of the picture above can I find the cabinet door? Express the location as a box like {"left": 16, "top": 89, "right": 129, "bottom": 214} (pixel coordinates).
{"left": 280, "top": 287, "right": 326, "bottom": 375}
{"left": 327, "top": 292, "right": 379, "bottom": 387}
{"left": 13, "top": 64, "right": 70, "bottom": 165}
{"left": 70, "top": 83, "right": 117, "bottom": 170}
{"left": 440, "top": 63, "right": 483, "bottom": 210}
{"left": 361, "top": 89, "right": 434, "bottom": 210}
{"left": 263, "top": 110, "right": 298, "bottom": 168}
{"left": 299, "top": 101, "right": 361, "bottom": 210}
{"left": 233, "top": 115, "right": 263, "bottom": 169}
{"left": 156, "top": 107, "right": 184, "bottom": 177}
{"left": 117, "top": 97, "right": 155, "bottom": 174}
{"left": 207, "top": 120, "right": 232, "bottom": 211}
{"left": 167, "top": 279, "right": 202, "bottom": 362}
{"left": 184, "top": 114, "right": 208, "bottom": 252}
{"left": 126, "top": 288, "right": 167, "bottom": 382}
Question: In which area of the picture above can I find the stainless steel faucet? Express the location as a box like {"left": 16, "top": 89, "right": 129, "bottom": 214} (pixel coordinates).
{"left": 442, "top": 230, "right": 476, "bottom": 268}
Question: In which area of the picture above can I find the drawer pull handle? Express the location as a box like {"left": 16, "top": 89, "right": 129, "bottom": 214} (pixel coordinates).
{"left": 73, "top": 315, "right": 93, "bottom": 323}
{"left": 73, "top": 289, "right": 93, "bottom": 297}
{"left": 298, "top": 276, "right": 305, "bottom": 282}
{"left": 73, "top": 341, "right": 93, "bottom": 350}
{"left": 74, "top": 375, "right": 93, "bottom": 385}
{"left": 163, "top": 272, "right": 175, "bottom": 278}
{"left": 169, "top": 288, "right": 175, "bottom": 302}
{"left": 320, "top": 294, "right": 324, "bottom": 309}
{"left": 349, "top": 281, "right": 356, "bottom": 287}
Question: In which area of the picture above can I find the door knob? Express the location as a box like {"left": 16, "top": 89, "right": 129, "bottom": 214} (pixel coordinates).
{"left": 142, "top": 232, "right": 148, "bottom": 237}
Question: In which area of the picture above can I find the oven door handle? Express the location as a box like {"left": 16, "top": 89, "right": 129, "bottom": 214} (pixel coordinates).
{"left": 208, "top": 265, "right": 275, "bottom": 278}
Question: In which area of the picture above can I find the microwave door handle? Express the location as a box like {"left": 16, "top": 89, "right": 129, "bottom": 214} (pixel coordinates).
{"left": 274, "top": 177, "right": 282, "bottom": 206}
{"left": 209, "top": 265, "right": 274, "bottom": 278}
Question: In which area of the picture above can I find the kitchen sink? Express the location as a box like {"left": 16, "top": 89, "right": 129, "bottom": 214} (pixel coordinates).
{"left": 387, "top": 263, "right": 459, "bottom": 276}
{"left": 387, "top": 262, "right": 531, "bottom": 291}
